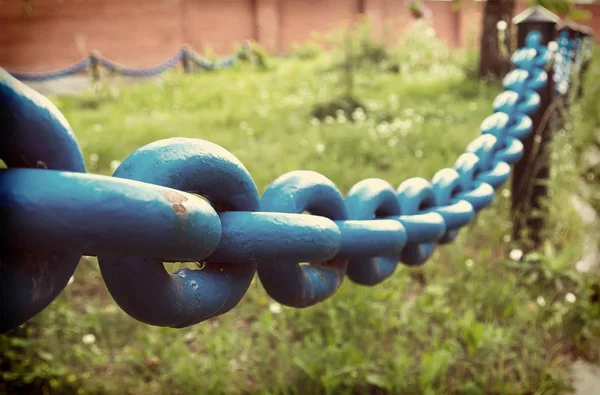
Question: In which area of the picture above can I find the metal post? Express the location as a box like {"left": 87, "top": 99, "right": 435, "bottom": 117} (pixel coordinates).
{"left": 511, "top": 6, "right": 559, "bottom": 247}
{"left": 182, "top": 44, "right": 192, "bottom": 74}
{"left": 89, "top": 51, "right": 101, "bottom": 83}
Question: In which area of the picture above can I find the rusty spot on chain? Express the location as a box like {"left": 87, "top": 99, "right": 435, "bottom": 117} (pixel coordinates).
{"left": 172, "top": 204, "right": 186, "bottom": 214}
{"left": 164, "top": 189, "right": 188, "bottom": 204}
{"left": 164, "top": 190, "right": 189, "bottom": 216}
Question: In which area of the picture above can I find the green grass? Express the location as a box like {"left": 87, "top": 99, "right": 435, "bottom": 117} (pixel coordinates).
{"left": 1, "top": 48, "right": 599, "bottom": 395}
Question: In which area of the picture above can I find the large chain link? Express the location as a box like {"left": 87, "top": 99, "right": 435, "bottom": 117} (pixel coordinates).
{"left": 0, "top": 31, "right": 553, "bottom": 332}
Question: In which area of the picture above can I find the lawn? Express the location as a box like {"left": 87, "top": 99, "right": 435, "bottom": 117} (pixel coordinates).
{"left": 2, "top": 35, "right": 600, "bottom": 395}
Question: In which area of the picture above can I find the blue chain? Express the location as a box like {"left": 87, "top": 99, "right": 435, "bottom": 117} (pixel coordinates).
{"left": 8, "top": 58, "right": 90, "bottom": 82}
{"left": 554, "top": 30, "right": 574, "bottom": 96}
{"left": 185, "top": 46, "right": 240, "bottom": 71}
{"left": 5, "top": 46, "right": 243, "bottom": 82}
{"left": 98, "top": 50, "right": 185, "bottom": 77}
{"left": 0, "top": 31, "right": 552, "bottom": 332}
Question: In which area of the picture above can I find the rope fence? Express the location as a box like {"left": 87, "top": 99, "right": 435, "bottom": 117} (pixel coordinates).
{"left": 0, "top": 6, "right": 594, "bottom": 333}
{"left": 4, "top": 44, "right": 249, "bottom": 83}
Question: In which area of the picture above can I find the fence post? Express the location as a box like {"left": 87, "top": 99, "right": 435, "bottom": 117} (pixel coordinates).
{"left": 511, "top": 6, "right": 559, "bottom": 247}
{"left": 181, "top": 44, "right": 192, "bottom": 74}
{"left": 89, "top": 51, "right": 101, "bottom": 83}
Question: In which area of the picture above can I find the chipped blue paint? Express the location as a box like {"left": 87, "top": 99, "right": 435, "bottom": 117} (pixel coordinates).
{"left": 97, "top": 138, "right": 260, "bottom": 328}
{"left": 0, "top": 169, "right": 221, "bottom": 260}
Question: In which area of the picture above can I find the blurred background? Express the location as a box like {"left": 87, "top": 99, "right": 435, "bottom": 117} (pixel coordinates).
{"left": 1, "top": 0, "right": 600, "bottom": 394}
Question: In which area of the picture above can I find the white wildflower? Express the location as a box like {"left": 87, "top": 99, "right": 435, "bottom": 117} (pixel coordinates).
{"left": 269, "top": 302, "right": 282, "bottom": 314}
{"left": 352, "top": 107, "right": 366, "bottom": 122}
{"left": 89, "top": 153, "right": 99, "bottom": 170}
{"left": 82, "top": 334, "right": 96, "bottom": 345}
{"left": 316, "top": 143, "right": 325, "bottom": 153}
{"left": 376, "top": 122, "right": 390, "bottom": 135}
{"left": 509, "top": 249, "right": 523, "bottom": 262}
{"left": 403, "top": 108, "right": 415, "bottom": 117}
{"left": 465, "top": 259, "right": 474, "bottom": 268}
{"left": 536, "top": 296, "right": 546, "bottom": 307}
{"left": 496, "top": 20, "right": 508, "bottom": 32}
{"left": 565, "top": 292, "right": 576, "bottom": 304}
{"left": 109, "top": 160, "right": 121, "bottom": 172}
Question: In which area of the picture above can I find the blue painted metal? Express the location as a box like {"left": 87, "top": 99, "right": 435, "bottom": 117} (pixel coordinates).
{"left": 345, "top": 179, "right": 403, "bottom": 286}
{"left": 495, "top": 137, "right": 524, "bottom": 165}
{"left": 258, "top": 171, "right": 348, "bottom": 307}
{"left": 0, "top": 70, "right": 85, "bottom": 172}
{"left": 0, "top": 169, "right": 221, "bottom": 260}
{"left": 97, "top": 138, "right": 260, "bottom": 328}
{"left": 477, "top": 162, "right": 512, "bottom": 189}
{"left": 335, "top": 220, "right": 406, "bottom": 258}
{"left": 6, "top": 46, "right": 243, "bottom": 82}
{"left": 8, "top": 59, "right": 90, "bottom": 82}
{"left": 396, "top": 178, "right": 444, "bottom": 265}
{"left": 187, "top": 48, "right": 240, "bottom": 70}
{"left": 503, "top": 69, "right": 547, "bottom": 93}
{"left": 207, "top": 212, "right": 340, "bottom": 263}
{"left": 466, "top": 134, "right": 501, "bottom": 171}
{"left": 554, "top": 30, "right": 574, "bottom": 95}
{"left": 480, "top": 112, "right": 533, "bottom": 141}
{"left": 98, "top": 50, "right": 184, "bottom": 77}
{"left": 428, "top": 168, "right": 475, "bottom": 243}
{"left": 0, "top": 70, "right": 86, "bottom": 333}
{"left": 493, "top": 90, "right": 541, "bottom": 115}
{"left": 0, "top": 29, "right": 556, "bottom": 331}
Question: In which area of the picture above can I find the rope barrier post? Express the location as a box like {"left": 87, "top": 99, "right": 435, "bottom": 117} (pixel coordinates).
{"left": 89, "top": 51, "right": 101, "bottom": 83}
{"left": 511, "top": 6, "right": 559, "bottom": 247}
{"left": 182, "top": 44, "right": 192, "bottom": 74}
